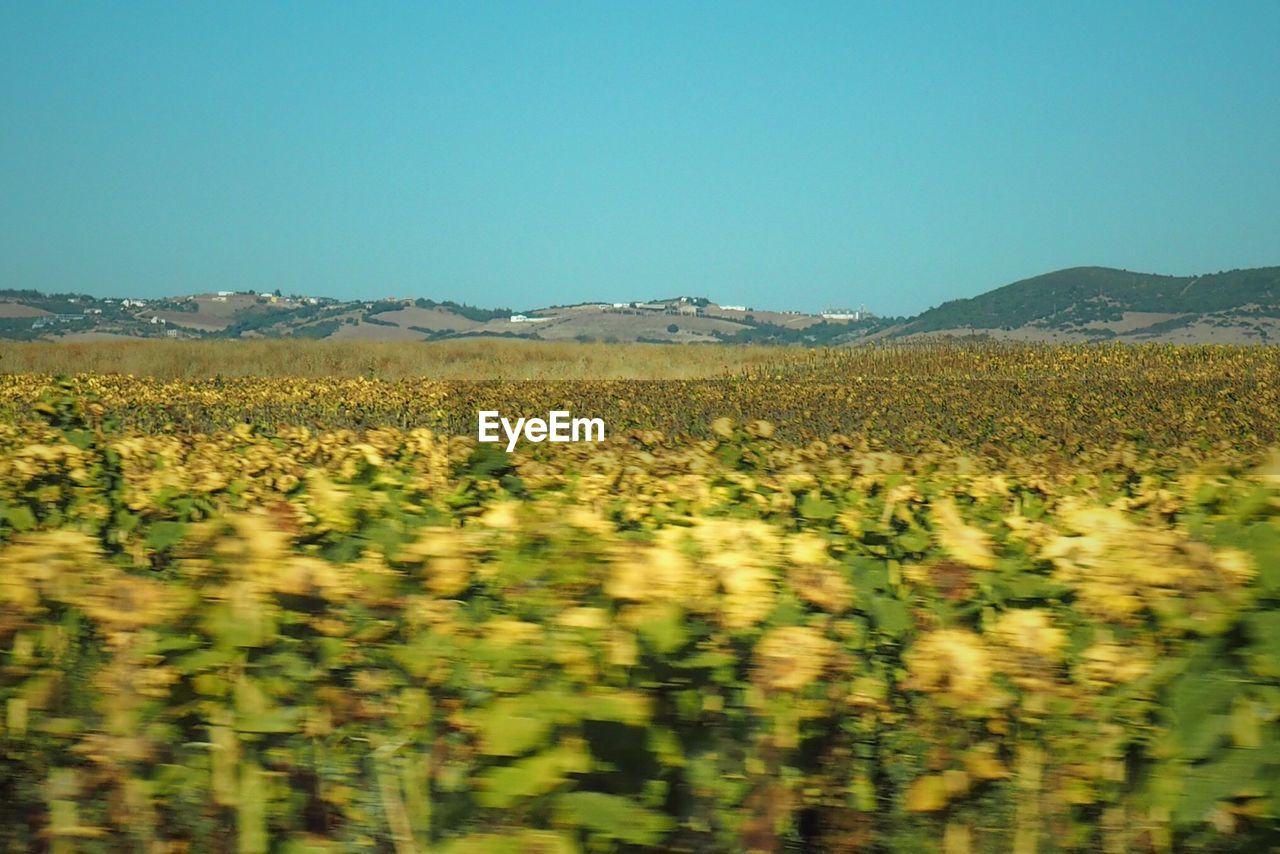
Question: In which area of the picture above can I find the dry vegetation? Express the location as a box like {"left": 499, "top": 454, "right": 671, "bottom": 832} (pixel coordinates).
{"left": 0, "top": 339, "right": 795, "bottom": 380}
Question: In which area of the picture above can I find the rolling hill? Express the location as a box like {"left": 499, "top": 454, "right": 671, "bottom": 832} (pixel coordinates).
{"left": 891, "top": 266, "right": 1280, "bottom": 343}
{"left": 3, "top": 264, "right": 1279, "bottom": 345}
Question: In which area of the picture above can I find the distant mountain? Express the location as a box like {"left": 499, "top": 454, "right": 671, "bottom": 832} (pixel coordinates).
{"left": 2, "top": 265, "right": 1279, "bottom": 345}
{"left": 889, "top": 266, "right": 1280, "bottom": 343}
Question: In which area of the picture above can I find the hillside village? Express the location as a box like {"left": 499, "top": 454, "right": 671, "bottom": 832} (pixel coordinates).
{"left": 4, "top": 265, "right": 1280, "bottom": 345}
{"left": 0, "top": 289, "right": 886, "bottom": 345}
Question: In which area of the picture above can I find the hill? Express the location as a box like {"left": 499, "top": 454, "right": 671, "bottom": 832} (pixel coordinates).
{"left": 3, "top": 264, "right": 1280, "bottom": 345}
{"left": 0, "top": 290, "right": 891, "bottom": 345}
{"left": 892, "top": 266, "right": 1280, "bottom": 343}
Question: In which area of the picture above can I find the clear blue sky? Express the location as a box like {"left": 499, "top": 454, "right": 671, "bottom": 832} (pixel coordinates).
{"left": 3, "top": 2, "right": 1278, "bottom": 316}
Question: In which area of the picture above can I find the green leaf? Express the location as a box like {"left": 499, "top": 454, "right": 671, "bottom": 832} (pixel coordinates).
{"left": 114, "top": 509, "right": 141, "bottom": 535}
{"left": 897, "top": 526, "right": 930, "bottom": 553}
{"left": 440, "top": 831, "right": 578, "bottom": 854}
{"left": 64, "top": 429, "right": 94, "bottom": 450}
{"left": 798, "top": 493, "right": 837, "bottom": 521}
{"left": 1177, "top": 713, "right": 1229, "bottom": 761}
{"left": 714, "top": 443, "right": 743, "bottom": 468}
{"left": 145, "top": 520, "right": 188, "bottom": 551}
{"left": 173, "top": 647, "right": 238, "bottom": 674}
{"left": 280, "top": 835, "right": 346, "bottom": 853}
{"left": 202, "top": 605, "right": 273, "bottom": 648}
{"left": 869, "top": 595, "right": 910, "bottom": 637}
{"left": 463, "top": 444, "right": 512, "bottom": 480}
{"left": 476, "top": 743, "right": 590, "bottom": 809}
{"left": 1169, "top": 668, "right": 1235, "bottom": 754}
{"left": 236, "top": 707, "right": 303, "bottom": 734}
{"left": 850, "top": 558, "right": 890, "bottom": 597}
{"left": 5, "top": 505, "right": 36, "bottom": 531}
{"left": 637, "top": 604, "right": 688, "bottom": 655}
{"left": 554, "top": 791, "right": 674, "bottom": 846}
{"left": 580, "top": 689, "right": 650, "bottom": 727}
{"left": 475, "top": 697, "right": 553, "bottom": 757}
{"left": 1247, "top": 611, "right": 1280, "bottom": 678}
{"left": 1175, "top": 748, "right": 1269, "bottom": 823}
{"left": 679, "top": 650, "right": 736, "bottom": 670}
{"left": 1232, "top": 523, "right": 1280, "bottom": 595}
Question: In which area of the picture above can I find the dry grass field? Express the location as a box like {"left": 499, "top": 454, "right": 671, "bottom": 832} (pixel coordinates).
{"left": 0, "top": 338, "right": 797, "bottom": 380}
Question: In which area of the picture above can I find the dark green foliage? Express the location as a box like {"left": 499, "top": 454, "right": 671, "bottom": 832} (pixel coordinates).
{"left": 292, "top": 319, "right": 341, "bottom": 339}
{"left": 900, "top": 266, "right": 1280, "bottom": 334}
{"left": 413, "top": 298, "right": 512, "bottom": 322}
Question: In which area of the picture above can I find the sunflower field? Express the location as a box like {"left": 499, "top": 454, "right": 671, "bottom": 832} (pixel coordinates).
{"left": 1, "top": 344, "right": 1279, "bottom": 852}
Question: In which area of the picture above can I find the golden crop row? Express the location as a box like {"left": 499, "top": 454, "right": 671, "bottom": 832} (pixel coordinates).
{"left": 2, "top": 340, "right": 1279, "bottom": 466}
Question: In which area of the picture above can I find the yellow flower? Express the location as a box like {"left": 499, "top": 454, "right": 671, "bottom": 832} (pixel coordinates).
{"left": 930, "top": 498, "right": 996, "bottom": 569}
{"left": 606, "top": 528, "right": 712, "bottom": 605}
{"left": 786, "top": 533, "right": 852, "bottom": 612}
{"left": 905, "top": 629, "right": 993, "bottom": 710}
{"left": 754, "top": 626, "right": 834, "bottom": 692}
{"left": 485, "top": 619, "right": 543, "bottom": 648}
{"left": 990, "top": 609, "right": 1066, "bottom": 660}
{"left": 556, "top": 607, "right": 608, "bottom": 630}
{"left": 1215, "top": 548, "right": 1255, "bottom": 585}
{"left": 1078, "top": 641, "right": 1152, "bottom": 688}
{"left": 787, "top": 533, "right": 830, "bottom": 565}
{"left": 478, "top": 501, "right": 518, "bottom": 530}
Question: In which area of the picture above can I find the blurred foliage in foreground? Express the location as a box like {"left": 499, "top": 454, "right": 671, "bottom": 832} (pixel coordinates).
{"left": 0, "top": 348, "right": 1279, "bottom": 852}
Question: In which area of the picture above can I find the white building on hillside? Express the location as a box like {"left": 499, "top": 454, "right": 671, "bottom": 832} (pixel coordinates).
{"left": 821, "top": 306, "right": 870, "bottom": 321}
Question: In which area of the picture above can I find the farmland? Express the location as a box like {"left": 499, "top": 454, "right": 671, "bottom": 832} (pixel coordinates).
{"left": 0, "top": 339, "right": 793, "bottom": 381}
{"left": 1, "top": 341, "right": 1278, "bottom": 852}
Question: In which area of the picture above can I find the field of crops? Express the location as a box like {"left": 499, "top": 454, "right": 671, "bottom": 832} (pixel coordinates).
{"left": 1, "top": 343, "right": 1279, "bottom": 852}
